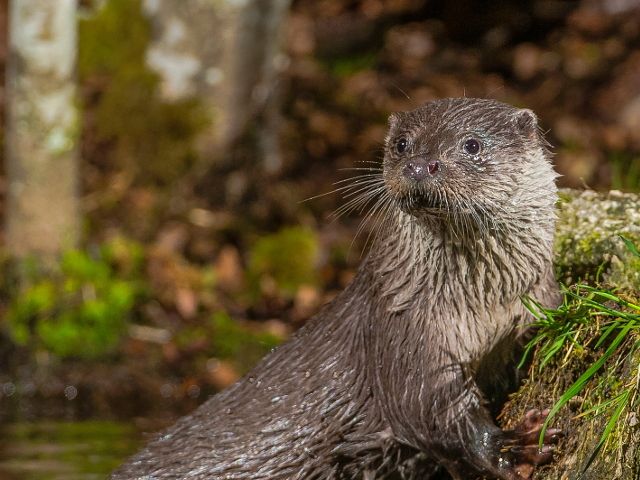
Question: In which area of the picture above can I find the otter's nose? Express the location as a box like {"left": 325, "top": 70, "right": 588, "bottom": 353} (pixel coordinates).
{"left": 403, "top": 159, "right": 440, "bottom": 181}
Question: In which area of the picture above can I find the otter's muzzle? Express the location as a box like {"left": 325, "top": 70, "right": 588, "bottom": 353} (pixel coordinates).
{"left": 402, "top": 159, "right": 440, "bottom": 181}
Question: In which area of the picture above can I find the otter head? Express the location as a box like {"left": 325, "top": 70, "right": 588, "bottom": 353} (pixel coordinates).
{"left": 383, "top": 98, "right": 557, "bottom": 237}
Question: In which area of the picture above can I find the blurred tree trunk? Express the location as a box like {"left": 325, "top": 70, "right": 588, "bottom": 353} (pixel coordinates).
{"left": 143, "top": 0, "right": 291, "bottom": 183}
{"left": 5, "top": 0, "right": 80, "bottom": 262}
{"left": 221, "top": 0, "right": 292, "bottom": 174}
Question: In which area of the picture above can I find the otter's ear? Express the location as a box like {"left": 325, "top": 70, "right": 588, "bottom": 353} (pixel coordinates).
{"left": 514, "top": 108, "right": 538, "bottom": 137}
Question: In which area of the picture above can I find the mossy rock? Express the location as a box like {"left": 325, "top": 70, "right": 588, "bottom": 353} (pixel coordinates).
{"left": 501, "top": 188, "right": 640, "bottom": 480}
{"left": 555, "top": 189, "right": 640, "bottom": 288}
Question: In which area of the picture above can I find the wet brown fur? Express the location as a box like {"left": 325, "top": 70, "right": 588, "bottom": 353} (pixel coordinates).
{"left": 112, "top": 98, "right": 560, "bottom": 479}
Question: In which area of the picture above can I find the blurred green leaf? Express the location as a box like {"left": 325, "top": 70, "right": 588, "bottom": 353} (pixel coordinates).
{"left": 248, "top": 226, "right": 320, "bottom": 299}
{"left": 6, "top": 241, "right": 144, "bottom": 359}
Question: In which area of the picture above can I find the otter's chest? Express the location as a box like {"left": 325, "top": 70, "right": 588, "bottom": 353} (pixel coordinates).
{"left": 392, "top": 285, "right": 528, "bottom": 367}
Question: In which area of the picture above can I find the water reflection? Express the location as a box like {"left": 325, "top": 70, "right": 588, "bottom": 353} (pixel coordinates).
{"left": 0, "top": 421, "right": 142, "bottom": 480}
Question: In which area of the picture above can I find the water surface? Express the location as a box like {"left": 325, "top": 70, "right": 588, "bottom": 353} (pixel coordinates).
{"left": 0, "top": 420, "right": 142, "bottom": 480}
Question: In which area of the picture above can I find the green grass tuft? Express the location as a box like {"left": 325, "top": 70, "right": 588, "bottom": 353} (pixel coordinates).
{"left": 521, "top": 234, "right": 640, "bottom": 473}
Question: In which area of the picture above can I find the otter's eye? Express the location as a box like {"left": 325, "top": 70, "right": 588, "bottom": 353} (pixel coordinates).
{"left": 463, "top": 138, "right": 481, "bottom": 155}
{"left": 395, "top": 137, "right": 409, "bottom": 154}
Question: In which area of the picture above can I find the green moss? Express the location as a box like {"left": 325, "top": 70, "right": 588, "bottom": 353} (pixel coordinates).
{"left": 210, "top": 312, "right": 281, "bottom": 371}
{"left": 324, "top": 51, "right": 378, "bottom": 78}
{"left": 554, "top": 189, "right": 640, "bottom": 288}
{"left": 78, "top": 0, "right": 208, "bottom": 185}
{"left": 575, "top": 231, "right": 602, "bottom": 258}
{"left": 173, "top": 311, "right": 282, "bottom": 373}
{"left": 247, "top": 226, "right": 320, "bottom": 299}
{"left": 5, "top": 238, "right": 145, "bottom": 359}
{"left": 557, "top": 190, "right": 574, "bottom": 204}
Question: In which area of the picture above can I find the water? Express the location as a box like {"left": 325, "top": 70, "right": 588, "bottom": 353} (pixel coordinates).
{"left": 0, "top": 421, "right": 143, "bottom": 480}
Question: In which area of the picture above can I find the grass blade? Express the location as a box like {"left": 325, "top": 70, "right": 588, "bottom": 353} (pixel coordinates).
{"left": 539, "top": 322, "right": 634, "bottom": 446}
{"left": 620, "top": 235, "right": 640, "bottom": 258}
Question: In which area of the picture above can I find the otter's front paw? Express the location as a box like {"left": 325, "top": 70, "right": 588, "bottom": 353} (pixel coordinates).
{"left": 502, "top": 408, "right": 562, "bottom": 479}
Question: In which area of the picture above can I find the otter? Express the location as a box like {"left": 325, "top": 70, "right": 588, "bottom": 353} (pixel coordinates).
{"left": 112, "top": 98, "right": 561, "bottom": 479}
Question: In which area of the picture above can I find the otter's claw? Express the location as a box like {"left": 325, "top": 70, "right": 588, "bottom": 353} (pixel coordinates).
{"left": 502, "top": 408, "right": 562, "bottom": 478}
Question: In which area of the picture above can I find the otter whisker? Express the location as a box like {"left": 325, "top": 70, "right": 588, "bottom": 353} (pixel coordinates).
{"left": 366, "top": 193, "right": 397, "bottom": 251}
{"left": 352, "top": 195, "right": 389, "bottom": 255}
{"left": 332, "top": 174, "right": 381, "bottom": 185}
{"left": 354, "top": 160, "right": 384, "bottom": 167}
{"left": 342, "top": 181, "right": 387, "bottom": 199}
{"left": 359, "top": 192, "right": 396, "bottom": 254}
{"left": 301, "top": 176, "right": 383, "bottom": 203}
{"left": 331, "top": 183, "right": 386, "bottom": 221}
{"left": 338, "top": 167, "right": 383, "bottom": 172}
